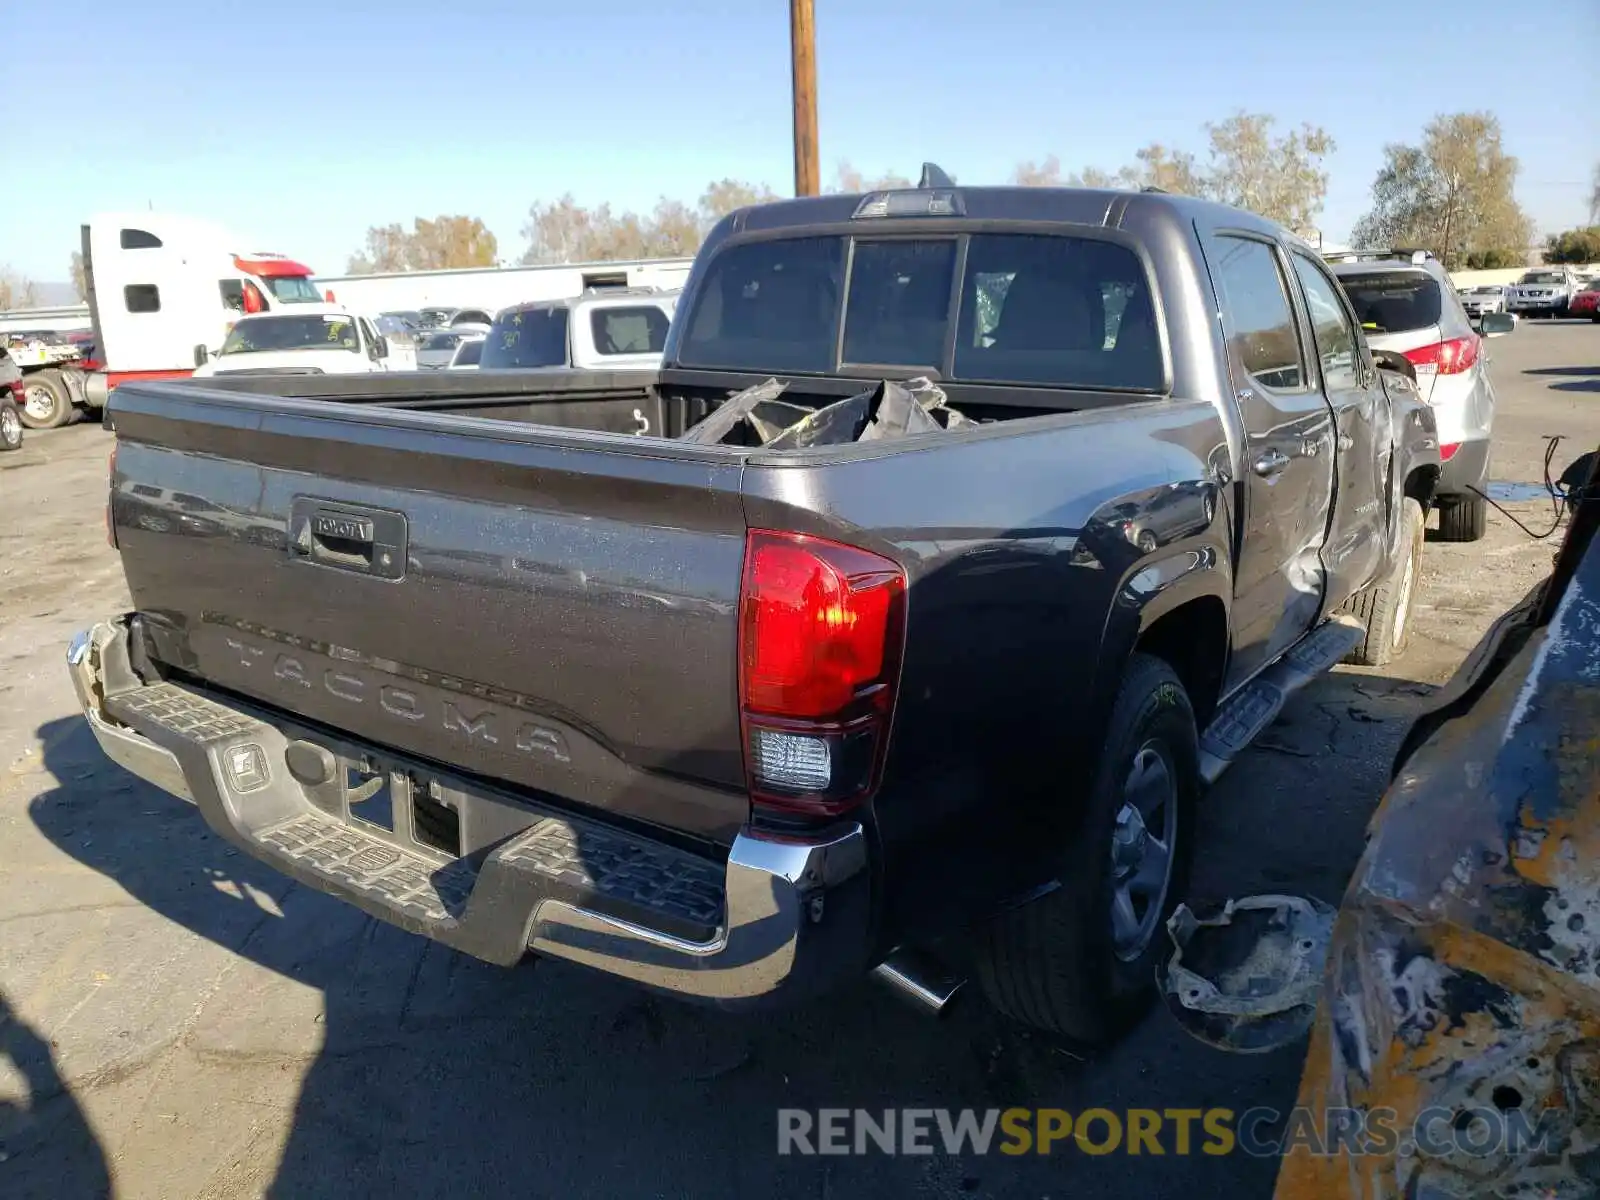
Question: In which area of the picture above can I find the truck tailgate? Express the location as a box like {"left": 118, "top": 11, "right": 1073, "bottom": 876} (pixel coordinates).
{"left": 108, "top": 384, "right": 750, "bottom": 845}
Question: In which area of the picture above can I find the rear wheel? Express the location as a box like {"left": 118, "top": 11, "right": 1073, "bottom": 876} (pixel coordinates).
{"left": 1343, "top": 498, "right": 1424, "bottom": 667}
{"left": 976, "top": 653, "right": 1198, "bottom": 1045}
{"left": 0, "top": 399, "right": 22, "bottom": 450}
{"left": 1437, "top": 493, "right": 1487, "bottom": 543}
{"left": 18, "top": 370, "right": 74, "bottom": 429}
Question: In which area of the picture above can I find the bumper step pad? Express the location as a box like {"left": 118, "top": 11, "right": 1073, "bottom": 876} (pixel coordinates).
{"left": 104, "top": 677, "right": 728, "bottom": 961}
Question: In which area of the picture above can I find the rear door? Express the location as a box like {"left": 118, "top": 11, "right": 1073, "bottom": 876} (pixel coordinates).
{"left": 1199, "top": 229, "right": 1337, "bottom": 688}
{"left": 1290, "top": 251, "right": 1390, "bottom": 614}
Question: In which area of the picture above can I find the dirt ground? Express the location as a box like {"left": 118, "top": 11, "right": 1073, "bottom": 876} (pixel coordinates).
{"left": 1, "top": 321, "right": 1596, "bottom": 1200}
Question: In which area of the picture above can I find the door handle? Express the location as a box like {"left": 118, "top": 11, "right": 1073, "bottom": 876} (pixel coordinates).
{"left": 1252, "top": 448, "right": 1290, "bottom": 478}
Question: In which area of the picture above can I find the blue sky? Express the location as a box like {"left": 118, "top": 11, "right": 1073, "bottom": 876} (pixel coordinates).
{"left": 4, "top": 0, "right": 1595, "bottom": 282}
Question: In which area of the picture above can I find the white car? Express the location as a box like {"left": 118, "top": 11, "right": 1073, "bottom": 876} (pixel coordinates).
{"left": 193, "top": 307, "right": 399, "bottom": 376}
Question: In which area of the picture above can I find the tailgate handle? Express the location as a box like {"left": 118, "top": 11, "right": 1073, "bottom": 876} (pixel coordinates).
{"left": 310, "top": 514, "right": 375, "bottom": 569}
{"left": 290, "top": 499, "right": 407, "bottom": 580}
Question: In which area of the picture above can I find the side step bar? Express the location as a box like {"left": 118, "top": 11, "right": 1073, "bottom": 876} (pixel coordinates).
{"left": 1197, "top": 616, "right": 1364, "bottom": 784}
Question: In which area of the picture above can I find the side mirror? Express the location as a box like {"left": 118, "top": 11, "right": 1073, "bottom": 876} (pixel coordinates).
{"left": 1477, "top": 311, "right": 1515, "bottom": 337}
{"left": 193, "top": 344, "right": 210, "bottom": 366}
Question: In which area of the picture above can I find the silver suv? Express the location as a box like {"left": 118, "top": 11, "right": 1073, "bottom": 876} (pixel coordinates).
{"left": 1506, "top": 267, "right": 1578, "bottom": 317}
{"left": 1326, "top": 249, "right": 1499, "bottom": 541}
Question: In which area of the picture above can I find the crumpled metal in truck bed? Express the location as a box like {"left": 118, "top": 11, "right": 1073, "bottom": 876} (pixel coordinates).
{"left": 681, "top": 377, "right": 971, "bottom": 448}
{"left": 1271, "top": 519, "right": 1600, "bottom": 1199}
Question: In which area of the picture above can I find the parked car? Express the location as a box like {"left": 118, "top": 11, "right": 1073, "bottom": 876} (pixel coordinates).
{"left": 448, "top": 335, "right": 484, "bottom": 369}
{"left": 415, "top": 329, "right": 472, "bottom": 370}
{"left": 1506, "top": 267, "right": 1581, "bottom": 317}
{"left": 73, "top": 176, "right": 1461, "bottom": 1045}
{"left": 1326, "top": 248, "right": 1501, "bottom": 541}
{"left": 0, "top": 351, "right": 24, "bottom": 450}
{"left": 479, "top": 288, "right": 678, "bottom": 371}
{"left": 1458, "top": 283, "right": 1508, "bottom": 317}
{"left": 191, "top": 307, "right": 399, "bottom": 377}
{"left": 448, "top": 308, "right": 495, "bottom": 329}
{"left": 1568, "top": 279, "right": 1600, "bottom": 321}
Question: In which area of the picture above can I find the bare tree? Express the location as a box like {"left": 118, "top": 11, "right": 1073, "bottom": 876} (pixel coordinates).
{"left": 70, "top": 251, "right": 87, "bottom": 302}
{"left": 829, "top": 161, "right": 911, "bottom": 193}
{"left": 1353, "top": 112, "right": 1532, "bottom": 269}
{"left": 0, "top": 267, "right": 39, "bottom": 310}
{"left": 1048, "top": 115, "right": 1328, "bottom": 228}
{"left": 347, "top": 216, "right": 498, "bottom": 274}
{"left": 520, "top": 180, "right": 783, "bottom": 264}
{"left": 1013, "top": 156, "right": 1063, "bottom": 187}
{"left": 1589, "top": 162, "right": 1600, "bottom": 226}
{"left": 644, "top": 199, "right": 702, "bottom": 256}
{"left": 698, "top": 179, "right": 779, "bottom": 226}
{"left": 1063, "top": 165, "right": 1121, "bottom": 189}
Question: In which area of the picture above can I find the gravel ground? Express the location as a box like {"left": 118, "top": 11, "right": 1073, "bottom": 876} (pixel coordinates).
{"left": 1, "top": 320, "right": 1596, "bottom": 1200}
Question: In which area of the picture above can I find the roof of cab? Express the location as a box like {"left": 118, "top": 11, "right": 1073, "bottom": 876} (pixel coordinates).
{"left": 716, "top": 185, "right": 1288, "bottom": 241}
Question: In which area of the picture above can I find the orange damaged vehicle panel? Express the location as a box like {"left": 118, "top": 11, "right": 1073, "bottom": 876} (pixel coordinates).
{"left": 1275, "top": 454, "right": 1600, "bottom": 1200}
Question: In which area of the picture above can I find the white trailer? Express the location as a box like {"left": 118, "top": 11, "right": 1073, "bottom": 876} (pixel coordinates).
{"left": 314, "top": 258, "right": 695, "bottom": 317}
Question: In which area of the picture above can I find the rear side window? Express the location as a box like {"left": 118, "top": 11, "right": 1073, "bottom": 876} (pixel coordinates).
{"left": 120, "top": 228, "right": 163, "bottom": 249}
{"left": 1208, "top": 237, "right": 1304, "bottom": 391}
{"left": 124, "top": 284, "right": 161, "bottom": 313}
{"left": 481, "top": 307, "right": 569, "bottom": 368}
{"left": 679, "top": 237, "right": 844, "bottom": 372}
{"left": 1337, "top": 271, "right": 1442, "bottom": 334}
{"left": 219, "top": 279, "right": 246, "bottom": 312}
{"left": 591, "top": 305, "right": 671, "bottom": 356}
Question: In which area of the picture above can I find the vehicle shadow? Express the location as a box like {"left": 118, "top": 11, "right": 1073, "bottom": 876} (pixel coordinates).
{"left": 1523, "top": 364, "right": 1600, "bottom": 394}
{"left": 0, "top": 988, "right": 112, "bottom": 1200}
{"left": 25, "top": 647, "right": 1424, "bottom": 1197}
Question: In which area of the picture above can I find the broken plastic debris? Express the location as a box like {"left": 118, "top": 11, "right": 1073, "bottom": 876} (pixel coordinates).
{"left": 681, "top": 376, "right": 972, "bottom": 449}
{"left": 764, "top": 378, "right": 969, "bottom": 450}
{"left": 1157, "top": 894, "right": 1336, "bottom": 1053}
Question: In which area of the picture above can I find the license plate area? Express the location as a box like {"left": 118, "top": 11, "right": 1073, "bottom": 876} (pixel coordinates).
{"left": 340, "top": 755, "right": 462, "bottom": 859}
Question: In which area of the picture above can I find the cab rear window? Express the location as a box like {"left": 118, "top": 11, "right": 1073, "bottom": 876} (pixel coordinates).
{"left": 1336, "top": 271, "right": 1442, "bottom": 334}
{"left": 678, "top": 232, "right": 1163, "bottom": 391}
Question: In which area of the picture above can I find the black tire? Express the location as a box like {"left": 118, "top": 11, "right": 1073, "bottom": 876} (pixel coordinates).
{"left": 975, "top": 652, "right": 1198, "bottom": 1045}
{"left": 1343, "top": 498, "right": 1423, "bottom": 667}
{"left": 17, "top": 369, "right": 74, "bottom": 429}
{"left": 0, "top": 399, "right": 22, "bottom": 451}
{"left": 1437, "top": 492, "right": 1487, "bottom": 543}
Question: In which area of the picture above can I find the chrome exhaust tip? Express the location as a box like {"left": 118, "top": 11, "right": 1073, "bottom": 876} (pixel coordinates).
{"left": 872, "top": 951, "right": 965, "bottom": 1016}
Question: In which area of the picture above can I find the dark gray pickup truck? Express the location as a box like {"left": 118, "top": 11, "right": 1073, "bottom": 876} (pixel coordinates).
{"left": 70, "top": 181, "right": 1451, "bottom": 1044}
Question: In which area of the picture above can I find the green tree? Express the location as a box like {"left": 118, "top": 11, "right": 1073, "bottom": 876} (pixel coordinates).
{"left": 1352, "top": 112, "right": 1532, "bottom": 270}
{"left": 1543, "top": 227, "right": 1600, "bottom": 264}
{"left": 347, "top": 216, "right": 498, "bottom": 274}
{"left": 1202, "top": 114, "right": 1332, "bottom": 235}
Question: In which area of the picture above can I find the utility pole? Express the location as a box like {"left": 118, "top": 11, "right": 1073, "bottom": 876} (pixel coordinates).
{"left": 790, "top": 0, "right": 819, "bottom": 197}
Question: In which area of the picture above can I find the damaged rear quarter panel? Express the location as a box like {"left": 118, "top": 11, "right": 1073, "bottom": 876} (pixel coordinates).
{"left": 1274, "top": 529, "right": 1600, "bottom": 1199}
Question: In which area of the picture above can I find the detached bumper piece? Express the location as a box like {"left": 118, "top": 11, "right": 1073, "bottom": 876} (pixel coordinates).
{"left": 67, "top": 619, "right": 872, "bottom": 1008}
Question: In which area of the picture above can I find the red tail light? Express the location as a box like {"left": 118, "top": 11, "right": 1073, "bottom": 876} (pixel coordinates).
{"left": 1439, "top": 442, "right": 1460, "bottom": 462}
{"left": 105, "top": 445, "right": 118, "bottom": 549}
{"left": 738, "top": 530, "right": 906, "bottom": 816}
{"left": 1402, "top": 335, "right": 1479, "bottom": 376}
{"left": 242, "top": 282, "right": 266, "bottom": 314}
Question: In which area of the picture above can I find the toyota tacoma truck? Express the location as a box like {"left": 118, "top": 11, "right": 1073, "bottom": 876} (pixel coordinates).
{"left": 69, "top": 176, "right": 1454, "bottom": 1044}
